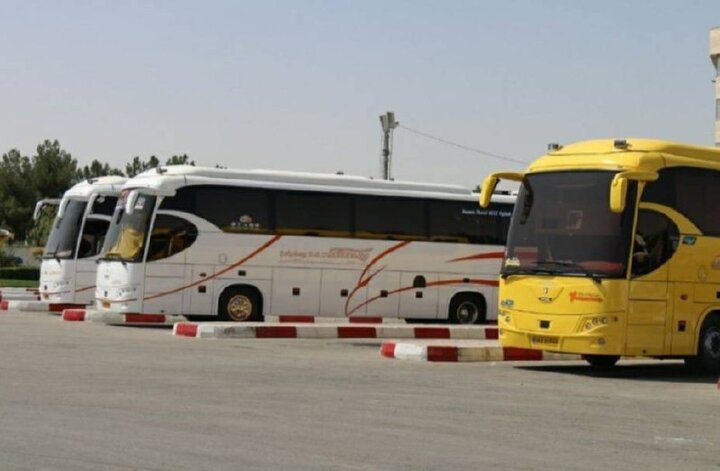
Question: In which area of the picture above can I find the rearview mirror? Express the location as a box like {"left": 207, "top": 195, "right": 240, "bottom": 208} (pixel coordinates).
{"left": 609, "top": 170, "right": 658, "bottom": 213}
{"left": 478, "top": 172, "right": 525, "bottom": 208}
{"left": 125, "top": 190, "right": 139, "bottom": 215}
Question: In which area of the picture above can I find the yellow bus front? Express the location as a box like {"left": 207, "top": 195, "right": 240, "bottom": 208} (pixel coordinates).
{"left": 493, "top": 169, "right": 637, "bottom": 361}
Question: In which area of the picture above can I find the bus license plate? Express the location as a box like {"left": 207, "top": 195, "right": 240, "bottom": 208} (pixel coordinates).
{"left": 531, "top": 335, "right": 558, "bottom": 345}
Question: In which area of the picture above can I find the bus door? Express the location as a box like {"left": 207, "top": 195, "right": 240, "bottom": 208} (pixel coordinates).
{"left": 143, "top": 214, "right": 197, "bottom": 315}
{"left": 626, "top": 208, "right": 679, "bottom": 356}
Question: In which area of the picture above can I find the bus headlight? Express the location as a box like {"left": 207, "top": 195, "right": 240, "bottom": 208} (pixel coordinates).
{"left": 583, "top": 316, "right": 611, "bottom": 330}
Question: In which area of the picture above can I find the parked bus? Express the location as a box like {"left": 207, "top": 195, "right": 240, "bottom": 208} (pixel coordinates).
{"left": 96, "top": 166, "right": 514, "bottom": 323}
{"left": 39, "top": 176, "right": 127, "bottom": 307}
{"left": 480, "top": 138, "right": 720, "bottom": 371}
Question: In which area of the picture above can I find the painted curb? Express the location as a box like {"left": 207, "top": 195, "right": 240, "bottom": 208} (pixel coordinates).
{"left": 1, "top": 300, "right": 81, "bottom": 313}
{"left": 379, "top": 341, "right": 583, "bottom": 362}
{"left": 61, "top": 309, "right": 187, "bottom": 325}
{"left": 173, "top": 322, "right": 499, "bottom": 340}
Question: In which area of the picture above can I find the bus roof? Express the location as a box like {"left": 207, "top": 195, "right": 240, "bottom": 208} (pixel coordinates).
{"left": 64, "top": 176, "right": 128, "bottom": 199}
{"left": 529, "top": 139, "right": 720, "bottom": 173}
{"left": 127, "top": 165, "right": 514, "bottom": 203}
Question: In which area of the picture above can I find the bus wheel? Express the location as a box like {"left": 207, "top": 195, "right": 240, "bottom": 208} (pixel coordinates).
{"left": 449, "top": 294, "right": 485, "bottom": 325}
{"left": 219, "top": 287, "right": 262, "bottom": 322}
{"left": 582, "top": 355, "right": 619, "bottom": 368}
{"left": 685, "top": 316, "right": 720, "bottom": 374}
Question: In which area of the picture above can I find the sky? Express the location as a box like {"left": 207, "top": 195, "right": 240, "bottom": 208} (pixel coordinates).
{"left": 0, "top": 0, "right": 718, "bottom": 189}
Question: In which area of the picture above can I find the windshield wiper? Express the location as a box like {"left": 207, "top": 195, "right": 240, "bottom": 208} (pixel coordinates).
{"left": 501, "top": 265, "right": 561, "bottom": 279}
{"left": 536, "top": 260, "right": 601, "bottom": 285}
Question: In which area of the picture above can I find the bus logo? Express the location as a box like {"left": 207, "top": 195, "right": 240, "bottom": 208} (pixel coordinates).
{"left": 569, "top": 291, "right": 602, "bottom": 303}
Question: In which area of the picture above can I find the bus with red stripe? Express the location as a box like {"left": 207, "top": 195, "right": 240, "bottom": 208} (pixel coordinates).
{"left": 95, "top": 166, "right": 513, "bottom": 323}
{"left": 39, "top": 176, "right": 127, "bottom": 307}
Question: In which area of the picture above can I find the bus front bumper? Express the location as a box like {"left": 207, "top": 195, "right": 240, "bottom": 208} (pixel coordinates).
{"left": 498, "top": 311, "right": 625, "bottom": 356}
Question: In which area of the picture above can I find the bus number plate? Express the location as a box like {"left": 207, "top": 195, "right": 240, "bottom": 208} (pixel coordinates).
{"left": 531, "top": 335, "right": 559, "bottom": 345}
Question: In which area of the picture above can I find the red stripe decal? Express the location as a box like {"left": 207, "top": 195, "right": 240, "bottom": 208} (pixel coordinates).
{"left": 338, "top": 326, "right": 377, "bottom": 338}
{"left": 74, "top": 285, "right": 96, "bottom": 293}
{"left": 503, "top": 347, "right": 543, "bottom": 361}
{"left": 126, "top": 314, "right": 167, "bottom": 323}
{"left": 380, "top": 342, "right": 396, "bottom": 358}
{"left": 427, "top": 346, "right": 459, "bottom": 362}
{"left": 447, "top": 251, "right": 505, "bottom": 263}
{"left": 278, "top": 315, "right": 315, "bottom": 323}
{"left": 143, "top": 235, "right": 282, "bottom": 302}
{"left": 484, "top": 328, "right": 499, "bottom": 340}
{"left": 62, "top": 309, "right": 86, "bottom": 321}
{"left": 256, "top": 326, "right": 297, "bottom": 338}
{"left": 174, "top": 323, "right": 199, "bottom": 337}
{"left": 348, "top": 317, "right": 383, "bottom": 324}
{"left": 414, "top": 327, "right": 451, "bottom": 339}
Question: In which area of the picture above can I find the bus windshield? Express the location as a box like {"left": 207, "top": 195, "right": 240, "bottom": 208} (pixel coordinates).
{"left": 43, "top": 199, "right": 88, "bottom": 259}
{"left": 503, "top": 171, "right": 635, "bottom": 279}
{"left": 101, "top": 194, "right": 157, "bottom": 262}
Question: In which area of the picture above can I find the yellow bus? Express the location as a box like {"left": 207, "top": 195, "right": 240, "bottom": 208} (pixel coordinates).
{"left": 480, "top": 139, "right": 720, "bottom": 372}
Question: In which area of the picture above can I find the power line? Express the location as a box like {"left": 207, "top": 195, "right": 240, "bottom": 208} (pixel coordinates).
{"left": 397, "top": 124, "right": 529, "bottom": 166}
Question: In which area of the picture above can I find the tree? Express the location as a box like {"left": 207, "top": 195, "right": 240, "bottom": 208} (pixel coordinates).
{"left": 125, "top": 155, "right": 160, "bottom": 177}
{"left": 32, "top": 140, "right": 78, "bottom": 199}
{"left": 166, "top": 154, "right": 194, "bottom": 166}
{"left": 0, "top": 149, "right": 36, "bottom": 238}
{"left": 77, "top": 160, "right": 124, "bottom": 181}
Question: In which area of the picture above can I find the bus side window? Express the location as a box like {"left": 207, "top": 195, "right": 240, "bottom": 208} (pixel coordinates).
{"left": 631, "top": 210, "right": 679, "bottom": 277}
{"left": 147, "top": 215, "right": 198, "bottom": 262}
{"left": 77, "top": 219, "right": 110, "bottom": 259}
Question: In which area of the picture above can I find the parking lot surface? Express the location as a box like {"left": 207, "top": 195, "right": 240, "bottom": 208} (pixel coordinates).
{"left": 0, "top": 310, "right": 717, "bottom": 470}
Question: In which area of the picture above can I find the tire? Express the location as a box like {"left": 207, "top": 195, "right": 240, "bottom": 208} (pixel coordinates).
{"left": 684, "top": 315, "right": 720, "bottom": 374}
{"left": 582, "top": 354, "right": 620, "bottom": 368}
{"left": 218, "top": 287, "right": 263, "bottom": 322}
{"left": 448, "top": 294, "right": 486, "bottom": 325}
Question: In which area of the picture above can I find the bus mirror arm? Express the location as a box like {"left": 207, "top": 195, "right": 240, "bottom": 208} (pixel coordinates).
{"left": 609, "top": 171, "right": 658, "bottom": 213}
{"left": 479, "top": 172, "right": 524, "bottom": 208}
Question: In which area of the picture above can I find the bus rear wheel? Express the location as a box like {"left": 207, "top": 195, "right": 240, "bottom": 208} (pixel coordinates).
{"left": 449, "top": 294, "right": 486, "bottom": 325}
{"left": 583, "top": 355, "right": 619, "bottom": 368}
{"left": 219, "top": 287, "right": 262, "bottom": 322}
{"left": 685, "top": 316, "right": 720, "bottom": 374}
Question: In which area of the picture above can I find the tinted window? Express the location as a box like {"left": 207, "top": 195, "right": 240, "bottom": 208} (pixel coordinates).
{"left": 355, "top": 197, "right": 426, "bottom": 240}
{"left": 275, "top": 191, "right": 351, "bottom": 237}
{"left": 147, "top": 215, "right": 198, "bottom": 261}
{"left": 631, "top": 210, "right": 679, "bottom": 277}
{"left": 160, "top": 186, "right": 270, "bottom": 233}
{"left": 90, "top": 195, "right": 117, "bottom": 216}
{"left": 77, "top": 218, "right": 110, "bottom": 258}
{"left": 642, "top": 167, "right": 720, "bottom": 235}
{"left": 429, "top": 201, "right": 512, "bottom": 244}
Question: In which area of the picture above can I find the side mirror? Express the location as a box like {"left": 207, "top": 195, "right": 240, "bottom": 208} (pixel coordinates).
{"left": 479, "top": 176, "right": 499, "bottom": 208}
{"left": 125, "top": 190, "right": 139, "bottom": 215}
{"left": 609, "top": 170, "right": 658, "bottom": 213}
{"left": 33, "top": 201, "right": 44, "bottom": 221}
{"left": 609, "top": 176, "right": 628, "bottom": 213}
{"left": 478, "top": 172, "right": 525, "bottom": 208}
{"left": 56, "top": 198, "right": 68, "bottom": 220}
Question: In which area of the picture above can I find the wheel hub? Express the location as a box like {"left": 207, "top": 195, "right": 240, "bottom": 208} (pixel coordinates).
{"left": 704, "top": 328, "right": 720, "bottom": 360}
{"left": 457, "top": 301, "right": 478, "bottom": 324}
{"left": 227, "top": 294, "right": 252, "bottom": 321}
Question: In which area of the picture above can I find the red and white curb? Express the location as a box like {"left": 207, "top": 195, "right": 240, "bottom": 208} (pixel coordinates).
{"left": 270, "top": 315, "right": 402, "bottom": 324}
{"left": 0, "top": 292, "right": 41, "bottom": 302}
{"left": 0, "top": 300, "right": 78, "bottom": 313}
{"left": 62, "top": 309, "right": 187, "bottom": 325}
{"left": 380, "top": 341, "right": 582, "bottom": 362}
{"left": 173, "top": 322, "right": 499, "bottom": 340}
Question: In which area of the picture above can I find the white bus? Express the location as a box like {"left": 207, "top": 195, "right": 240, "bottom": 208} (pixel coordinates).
{"left": 39, "top": 176, "right": 127, "bottom": 307}
{"left": 95, "top": 166, "right": 514, "bottom": 323}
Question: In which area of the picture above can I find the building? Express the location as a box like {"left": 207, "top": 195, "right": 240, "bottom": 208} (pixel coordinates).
{"left": 711, "top": 27, "right": 720, "bottom": 146}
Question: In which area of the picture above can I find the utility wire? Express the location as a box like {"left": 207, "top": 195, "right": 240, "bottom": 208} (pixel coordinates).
{"left": 397, "top": 124, "right": 529, "bottom": 165}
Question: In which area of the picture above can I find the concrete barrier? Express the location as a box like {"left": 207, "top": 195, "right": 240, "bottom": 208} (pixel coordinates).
{"left": 380, "top": 340, "right": 582, "bottom": 362}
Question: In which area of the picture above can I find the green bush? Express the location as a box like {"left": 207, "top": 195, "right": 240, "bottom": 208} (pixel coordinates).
{"left": 0, "top": 267, "right": 40, "bottom": 281}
